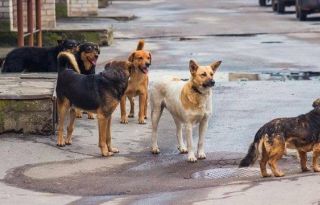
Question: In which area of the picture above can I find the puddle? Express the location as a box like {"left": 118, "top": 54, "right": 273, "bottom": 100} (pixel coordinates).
{"left": 191, "top": 167, "right": 260, "bottom": 180}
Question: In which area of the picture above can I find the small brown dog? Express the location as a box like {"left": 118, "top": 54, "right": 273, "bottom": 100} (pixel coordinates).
{"left": 120, "top": 40, "right": 151, "bottom": 124}
{"left": 240, "top": 98, "right": 320, "bottom": 177}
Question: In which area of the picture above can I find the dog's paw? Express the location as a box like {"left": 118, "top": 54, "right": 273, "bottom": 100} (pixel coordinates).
{"left": 188, "top": 153, "right": 197, "bottom": 163}
{"left": 110, "top": 147, "right": 119, "bottom": 153}
{"left": 262, "top": 173, "right": 272, "bottom": 178}
{"left": 65, "top": 139, "right": 72, "bottom": 145}
{"left": 151, "top": 146, "right": 160, "bottom": 154}
{"left": 177, "top": 145, "right": 188, "bottom": 154}
{"left": 120, "top": 117, "right": 128, "bottom": 124}
{"left": 88, "top": 113, "right": 95, "bottom": 120}
{"left": 57, "top": 136, "right": 65, "bottom": 147}
{"left": 101, "top": 148, "right": 114, "bottom": 157}
{"left": 76, "top": 112, "right": 83, "bottom": 118}
{"left": 274, "top": 172, "right": 285, "bottom": 177}
{"left": 138, "top": 119, "right": 146, "bottom": 124}
{"left": 302, "top": 167, "right": 310, "bottom": 172}
{"left": 128, "top": 113, "right": 134, "bottom": 118}
{"left": 197, "top": 152, "right": 206, "bottom": 160}
{"left": 313, "top": 166, "right": 320, "bottom": 172}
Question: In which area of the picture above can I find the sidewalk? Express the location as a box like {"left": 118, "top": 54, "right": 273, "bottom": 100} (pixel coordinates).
{"left": 0, "top": 79, "right": 320, "bottom": 204}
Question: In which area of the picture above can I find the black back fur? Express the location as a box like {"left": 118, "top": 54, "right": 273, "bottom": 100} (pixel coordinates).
{"left": 1, "top": 39, "right": 78, "bottom": 73}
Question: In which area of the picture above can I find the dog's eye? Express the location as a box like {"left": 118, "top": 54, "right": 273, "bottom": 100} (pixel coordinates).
{"left": 210, "top": 73, "right": 213, "bottom": 76}
{"left": 201, "top": 73, "right": 207, "bottom": 77}
{"left": 139, "top": 57, "right": 143, "bottom": 60}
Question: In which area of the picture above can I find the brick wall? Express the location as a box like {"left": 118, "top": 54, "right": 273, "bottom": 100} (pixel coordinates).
{"left": 68, "top": 0, "right": 98, "bottom": 17}
{"left": 0, "top": 0, "right": 12, "bottom": 31}
{"left": 12, "top": 0, "right": 56, "bottom": 30}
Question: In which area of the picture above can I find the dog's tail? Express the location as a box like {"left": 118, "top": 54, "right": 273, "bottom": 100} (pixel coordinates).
{"left": 239, "top": 129, "right": 265, "bottom": 167}
{"left": 57, "top": 51, "right": 80, "bottom": 73}
{"left": 136, "top": 39, "right": 144, "bottom": 50}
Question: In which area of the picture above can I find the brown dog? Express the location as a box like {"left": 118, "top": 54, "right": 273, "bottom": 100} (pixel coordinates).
{"left": 239, "top": 98, "right": 320, "bottom": 177}
{"left": 120, "top": 40, "right": 151, "bottom": 124}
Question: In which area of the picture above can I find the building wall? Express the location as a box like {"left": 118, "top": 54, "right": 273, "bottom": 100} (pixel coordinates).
{"left": 68, "top": 0, "right": 98, "bottom": 17}
{"left": 0, "top": 0, "right": 56, "bottom": 32}
{"left": 0, "top": 0, "right": 12, "bottom": 31}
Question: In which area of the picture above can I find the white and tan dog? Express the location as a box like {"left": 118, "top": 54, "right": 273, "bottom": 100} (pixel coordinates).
{"left": 150, "top": 59, "right": 221, "bottom": 162}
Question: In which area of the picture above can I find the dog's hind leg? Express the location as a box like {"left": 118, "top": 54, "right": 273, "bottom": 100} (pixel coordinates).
{"left": 120, "top": 95, "right": 128, "bottom": 124}
{"left": 151, "top": 101, "right": 164, "bottom": 154}
{"left": 106, "top": 116, "right": 119, "bottom": 153}
{"left": 97, "top": 114, "right": 113, "bottom": 157}
{"left": 260, "top": 143, "right": 271, "bottom": 177}
{"left": 267, "top": 134, "right": 285, "bottom": 177}
{"left": 128, "top": 96, "right": 135, "bottom": 118}
{"left": 312, "top": 143, "right": 320, "bottom": 172}
{"left": 298, "top": 151, "right": 310, "bottom": 172}
{"left": 144, "top": 92, "right": 148, "bottom": 119}
{"left": 57, "top": 98, "right": 70, "bottom": 147}
{"left": 65, "top": 108, "right": 76, "bottom": 145}
{"left": 173, "top": 117, "right": 187, "bottom": 154}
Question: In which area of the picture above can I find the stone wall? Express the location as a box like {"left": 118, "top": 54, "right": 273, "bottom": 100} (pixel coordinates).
{"left": 68, "top": 0, "right": 98, "bottom": 17}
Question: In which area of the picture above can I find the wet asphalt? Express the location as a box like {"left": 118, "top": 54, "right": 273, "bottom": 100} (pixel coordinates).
{"left": 1, "top": 0, "right": 320, "bottom": 204}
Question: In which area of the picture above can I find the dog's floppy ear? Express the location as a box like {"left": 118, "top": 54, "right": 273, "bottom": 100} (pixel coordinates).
{"left": 128, "top": 52, "right": 135, "bottom": 62}
{"left": 210, "top": 61, "right": 222, "bottom": 73}
{"left": 313, "top": 98, "right": 320, "bottom": 108}
{"left": 189, "top": 59, "right": 199, "bottom": 75}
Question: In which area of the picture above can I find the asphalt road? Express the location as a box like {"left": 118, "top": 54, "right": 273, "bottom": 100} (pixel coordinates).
{"left": 1, "top": 0, "right": 320, "bottom": 204}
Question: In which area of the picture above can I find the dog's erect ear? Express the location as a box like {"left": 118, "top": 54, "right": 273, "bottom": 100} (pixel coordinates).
{"left": 136, "top": 40, "right": 145, "bottom": 51}
{"left": 189, "top": 59, "right": 199, "bottom": 75}
{"left": 149, "top": 52, "right": 152, "bottom": 65}
{"left": 128, "top": 52, "right": 135, "bottom": 62}
{"left": 313, "top": 98, "right": 320, "bottom": 108}
{"left": 210, "top": 61, "right": 222, "bottom": 73}
{"left": 57, "top": 40, "right": 64, "bottom": 46}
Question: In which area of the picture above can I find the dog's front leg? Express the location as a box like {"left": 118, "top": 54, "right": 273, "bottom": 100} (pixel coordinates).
{"left": 106, "top": 116, "right": 119, "bottom": 153}
{"left": 120, "top": 95, "right": 128, "bottom": 124}
{"left": 198, "top": 116, "right": 209, "bottom": 159}
{"left": 97, "top": 114, "right": 112, "bottom": 157}
{"left": 186, "top": 123, "right": 197, "bottom": 162}
{"left": 138, "top": 93, "right": 147, "bottom": 124}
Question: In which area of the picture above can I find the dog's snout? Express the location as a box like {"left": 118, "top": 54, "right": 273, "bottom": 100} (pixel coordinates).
{"left": 211, "top": 80, "right": 215, "bottom": 87}
{"left": 95, "top": 54, "right": 99, "bottom": 59}
{"left": 146, "top": 62, "right": 151, "bottom": 67}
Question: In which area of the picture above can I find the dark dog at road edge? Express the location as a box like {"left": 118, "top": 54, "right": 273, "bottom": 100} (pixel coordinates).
{"left": 1, "top": 39, "right": 78, "bottom": 72}
{"left": 239, "top": 98, "right": 320, "bottom": 177}
{"left": 56, "top": 51, "right": 132, "bottom": 156}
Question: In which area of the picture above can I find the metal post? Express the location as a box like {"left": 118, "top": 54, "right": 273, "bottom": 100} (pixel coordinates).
{"left": 17, "top": 0, "right": 24, "bottom": 47}
{"left": 36, "top": 0, "right": 42, "bottom": 47}
{"left": 27, "top": 0, "right": 34, "bottom": 46}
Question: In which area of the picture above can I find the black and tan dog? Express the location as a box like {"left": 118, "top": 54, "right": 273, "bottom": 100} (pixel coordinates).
{"left": 239, "top": 98, "right": 320, "bottom": 177}
{"left": 1, "top": 39, "right": 78, "bottom": 73}
{"left": 119, "top": 39, "right": 151, "bottom": 124}
{"left": 56, "top": 52, "right": 131, "bottom": 156}
{"left": 73, "top": 42, "right": 100, "bottom": 119}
